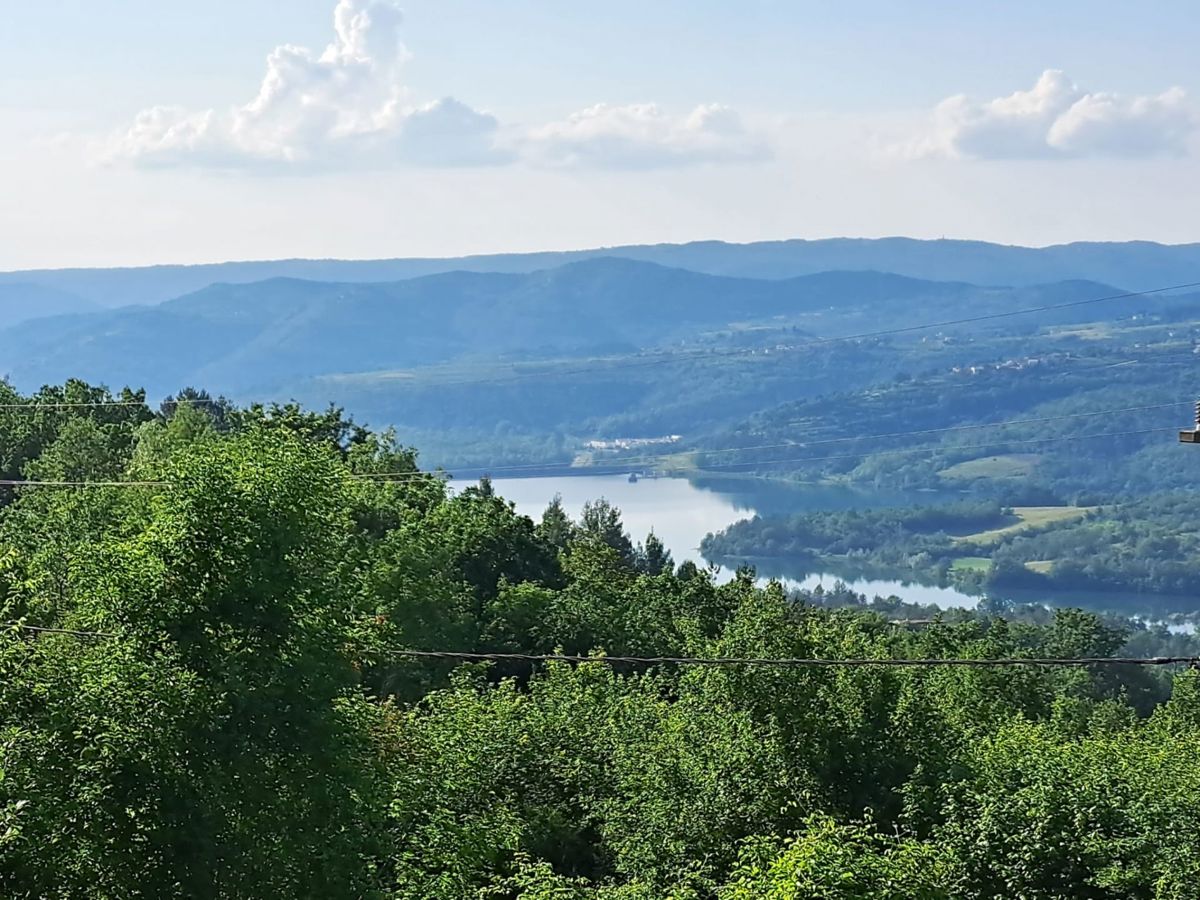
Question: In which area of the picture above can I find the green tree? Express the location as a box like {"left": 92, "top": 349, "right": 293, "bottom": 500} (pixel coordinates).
{"left": 0, "top": 429, "right": 393, "bottom": 898}
{"left": 579, "top": 499, "right": 635, "bottom": 566}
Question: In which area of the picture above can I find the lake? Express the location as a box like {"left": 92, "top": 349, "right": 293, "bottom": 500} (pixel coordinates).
{"left": 453, "top": 473, "right": 1197, "bottom": 624}
{"left": 469, "top": 473, "right": 912, "bottom": 566}
{"left": 456, "top": 473, "right": 978, "bottom": 606}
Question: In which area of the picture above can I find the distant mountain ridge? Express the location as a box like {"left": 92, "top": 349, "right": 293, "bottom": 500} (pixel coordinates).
{"left": 5, "top": 237, "right": 1200, "bottom": 309}
{"left": 0, "top": 258, "right": 1073, "bottom": 396}
{"left": 0, "top": 256, "right": 1152, "bottom": 412}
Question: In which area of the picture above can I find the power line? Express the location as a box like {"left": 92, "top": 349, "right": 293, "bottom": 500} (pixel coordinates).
{"left": 2, "top": 354, "right": 1186, "bottom": 484}
{"left": 3, "top": 625, "right": 1194, "bottom": 666}
{"left": 683, "top": 426, "right": 1176, "bottom": 472}
{"left": 0, "top": 424, "right": 1181, "bottom": 490}
{"left": 388, "top": 649, "right": 1198, "bottom": 668}
{"left": 391, "top": 399, "right": 1189, "bottom": 476}
{"left": 349, "top": 424, "right": 1180, "bottom": 482}
{"left": 0, "top": 398, "right": 220, "bottom": 411}
{"left": 3, "top": 622, "right": 115, "bottom": 638}
{"left": 814, "top": 281, "right": 1200, "bottom": 343}
{"left": 0, "top": 479, "right": 169, "bottom": 488}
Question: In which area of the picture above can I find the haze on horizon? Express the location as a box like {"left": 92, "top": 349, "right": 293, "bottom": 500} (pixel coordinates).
{"left": 4, "top": 0, "right": 1200, "bottom": 269}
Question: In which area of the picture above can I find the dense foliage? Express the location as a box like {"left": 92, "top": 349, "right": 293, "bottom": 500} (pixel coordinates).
{"left": 3, "top": 381, "right": 1200, "bottom": 898}
{"left": 705, "top": 494, "right": 1200, "bottom": 611}
{"left": 701, "top": 501, "right": 1008, "bottom": 564}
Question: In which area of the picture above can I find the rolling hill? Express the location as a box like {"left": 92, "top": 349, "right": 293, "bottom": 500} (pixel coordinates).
{"left": 0, "top": 259, "right": 984, "bottom": 395}
{"left": 4, "top": 257, "right": 1197, "bottom": 471}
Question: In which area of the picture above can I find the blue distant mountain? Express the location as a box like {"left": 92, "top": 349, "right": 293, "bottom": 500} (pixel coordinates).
{"left": 3, "top": 237, "right": 1200, "bottom": 308}
{"left": 0, "top": 256, "right": 1158, "bottom": 403}
{"left": 0, "top": 283, "right": 96, "bottom": 326}
{"left": 0, "top": 260, "right": 971, "bottom": 393}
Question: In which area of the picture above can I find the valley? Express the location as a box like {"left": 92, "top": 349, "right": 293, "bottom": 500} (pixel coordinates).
{"left": 5, "top": 238, "right": 1200, "bottom": 615}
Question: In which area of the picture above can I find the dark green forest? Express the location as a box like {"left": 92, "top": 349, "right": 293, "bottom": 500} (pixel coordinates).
{"left": 702, "top": 494, "right": 1200, "bottom": 613}
{"left": 4, "top": 380, "right": 1200, "bottom": 898}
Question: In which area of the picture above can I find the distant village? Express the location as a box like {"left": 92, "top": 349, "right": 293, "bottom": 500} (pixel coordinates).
{"left": 584, "top": 435, "right": 682, "bottom": 451}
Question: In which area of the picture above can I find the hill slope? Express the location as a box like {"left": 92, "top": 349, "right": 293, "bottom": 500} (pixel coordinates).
{"left": 0, "top": 259, "right": 982, "bottom": 394}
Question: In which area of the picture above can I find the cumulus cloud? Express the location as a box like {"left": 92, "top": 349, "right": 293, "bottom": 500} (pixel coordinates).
{"left": 105, "top": 0, "right": 506, "bottom": 169}
{"left": 901, "top": 70, "right": 1195, "bottom": 160}
{"left": 521, "top": 102, "right": 769, "bottom": 169}
{"left": 101, "top": 0, "right": 766, "bottom": 172}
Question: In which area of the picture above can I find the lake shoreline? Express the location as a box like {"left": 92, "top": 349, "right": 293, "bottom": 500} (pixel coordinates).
{"left": 462, "top": 473, "right": 1199, "bottom": 622}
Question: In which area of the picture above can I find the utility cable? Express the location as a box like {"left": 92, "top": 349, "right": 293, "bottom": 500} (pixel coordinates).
{"left": 347, "top": 649, "right": 1200, "bottom": 668}
{"left": 348, "top": 424, "right": 1180, "bottom": 482}
{"left": 4, "top": 624, "right": 1195, "bottom": 666}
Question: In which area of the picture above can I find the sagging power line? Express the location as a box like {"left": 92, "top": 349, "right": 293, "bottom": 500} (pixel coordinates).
{"left": 387, "top": 649, "right": 1200, "bottom": 668}
{"left": 360, "top": 399, "right": 1189, "bottom": 478}
{"left": 5, "top": 624, "right": 1194, "bottom": 667}
{"left": 349, "top": 425, "right": 1180, "bottom": 482}
{"left": 0, "top": 423, "right": 1180, "bottom": 489}
{"left": 3, "top": 622, "right": 115, "bottom": 639}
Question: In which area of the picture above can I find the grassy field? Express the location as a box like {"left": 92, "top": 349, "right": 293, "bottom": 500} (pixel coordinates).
{"left": 950, "top": 556, "right": 991, "bottom": 573}
{"left": 938, "top": 454, "right": 1038, "bottom": 481}
{"left": 955, "top": 506, "right": 1095, "bottom": 545}
{"left": 1024, "top": 560, "right": 1056, "bottom": 574}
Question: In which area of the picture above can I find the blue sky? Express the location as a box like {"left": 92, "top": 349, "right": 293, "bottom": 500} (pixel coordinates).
{"left": 3, "top": 0, "right": 1199, "bottom": 268}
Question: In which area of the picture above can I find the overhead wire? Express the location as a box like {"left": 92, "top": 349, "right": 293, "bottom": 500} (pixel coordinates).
{"left": 0, "top": 398, "right": 221, "bottom": 411}
{"left": 0, "top": 423, "right": 1181, "bottom": 489}
{"left": 3, "top": 622, "right": 115, "bottom": 638}
{"left": 420, "top": 424, "right": 1175, "bottom": 480}
{"left": 3, "top": 625, "right": 1195, "bottom": 667}
{"left": 689, "top": 426, "right": 1175, "bottom": 471}
{"left": 2, "top": 285, "right": 1198, "bottom": 669}
{"left": 0, "top": 479, "right": 170, "bottom": 488}
{"left": 0, "top": 280, "right": 1194, "bottom": 487}
{"left": 359, "top": 398, "right": 1190, "bottom": 477}
{"left": 384, "top": 649, "right": 1199, "bottom": 668}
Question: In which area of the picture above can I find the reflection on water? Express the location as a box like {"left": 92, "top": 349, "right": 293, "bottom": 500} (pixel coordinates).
{"left": 456, "top": 473, "right": 1197, "bottom": 622}
{"left": 686, "top": 473, "right": 964, "bottom": 519}
{"left": 472, "top": 474, "right": 752, "bottom": 568}
{"left": 462, "top": 473, "right": 950, "bottom": 566}
{"left": 788, "top": 573, "right": 979, "bottom": 609}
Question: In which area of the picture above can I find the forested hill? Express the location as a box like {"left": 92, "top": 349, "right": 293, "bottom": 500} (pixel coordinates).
{"left": 4, "top": 386, "right": 1200, "bottom": 897}
{"left": 0, "top": 259, "right": 1013, "bottom": 395}
{"left": 4, "top": 255, "right": 1196, "bottom": 477}
{"left": 7, "top": 236, "right": 1200, "bottom": 308}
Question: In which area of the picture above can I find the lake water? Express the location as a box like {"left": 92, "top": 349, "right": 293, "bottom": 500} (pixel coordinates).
{"left": 453, "top": 473, "right": 1197, "bottom": 624}
{"left": 476, "top": 473, "right": 749, "bottom": 568}
{"left": 469, "top": 473, "right": 888, "bottom": 567}
{"left": 457, "top": 473, "right": 977, "bottom": 606}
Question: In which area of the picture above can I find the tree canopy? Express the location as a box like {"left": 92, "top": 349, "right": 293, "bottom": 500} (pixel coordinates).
{"left": 1, "top": 380, "right": 1198, "bottom": 898}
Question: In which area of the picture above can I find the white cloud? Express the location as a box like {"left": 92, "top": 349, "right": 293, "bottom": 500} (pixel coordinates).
{"left": 1048, "top": 86, "right": 1192, "bottom": 157}
{"left": 521, "top": 102, "right": 769, "bottom": 169}
{"left": 900, "top": 70, "right": 1195, "bottom": 160}
{"left": 101, "top": 0, "right": 765, "bottom": 172}
{"left": 105, "top": 0, "right": 505, "bottom": 170}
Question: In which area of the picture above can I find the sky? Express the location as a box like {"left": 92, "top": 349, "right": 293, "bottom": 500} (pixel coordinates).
{"left": 3, "top": 0, "right": 1200, "bottom": 269}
